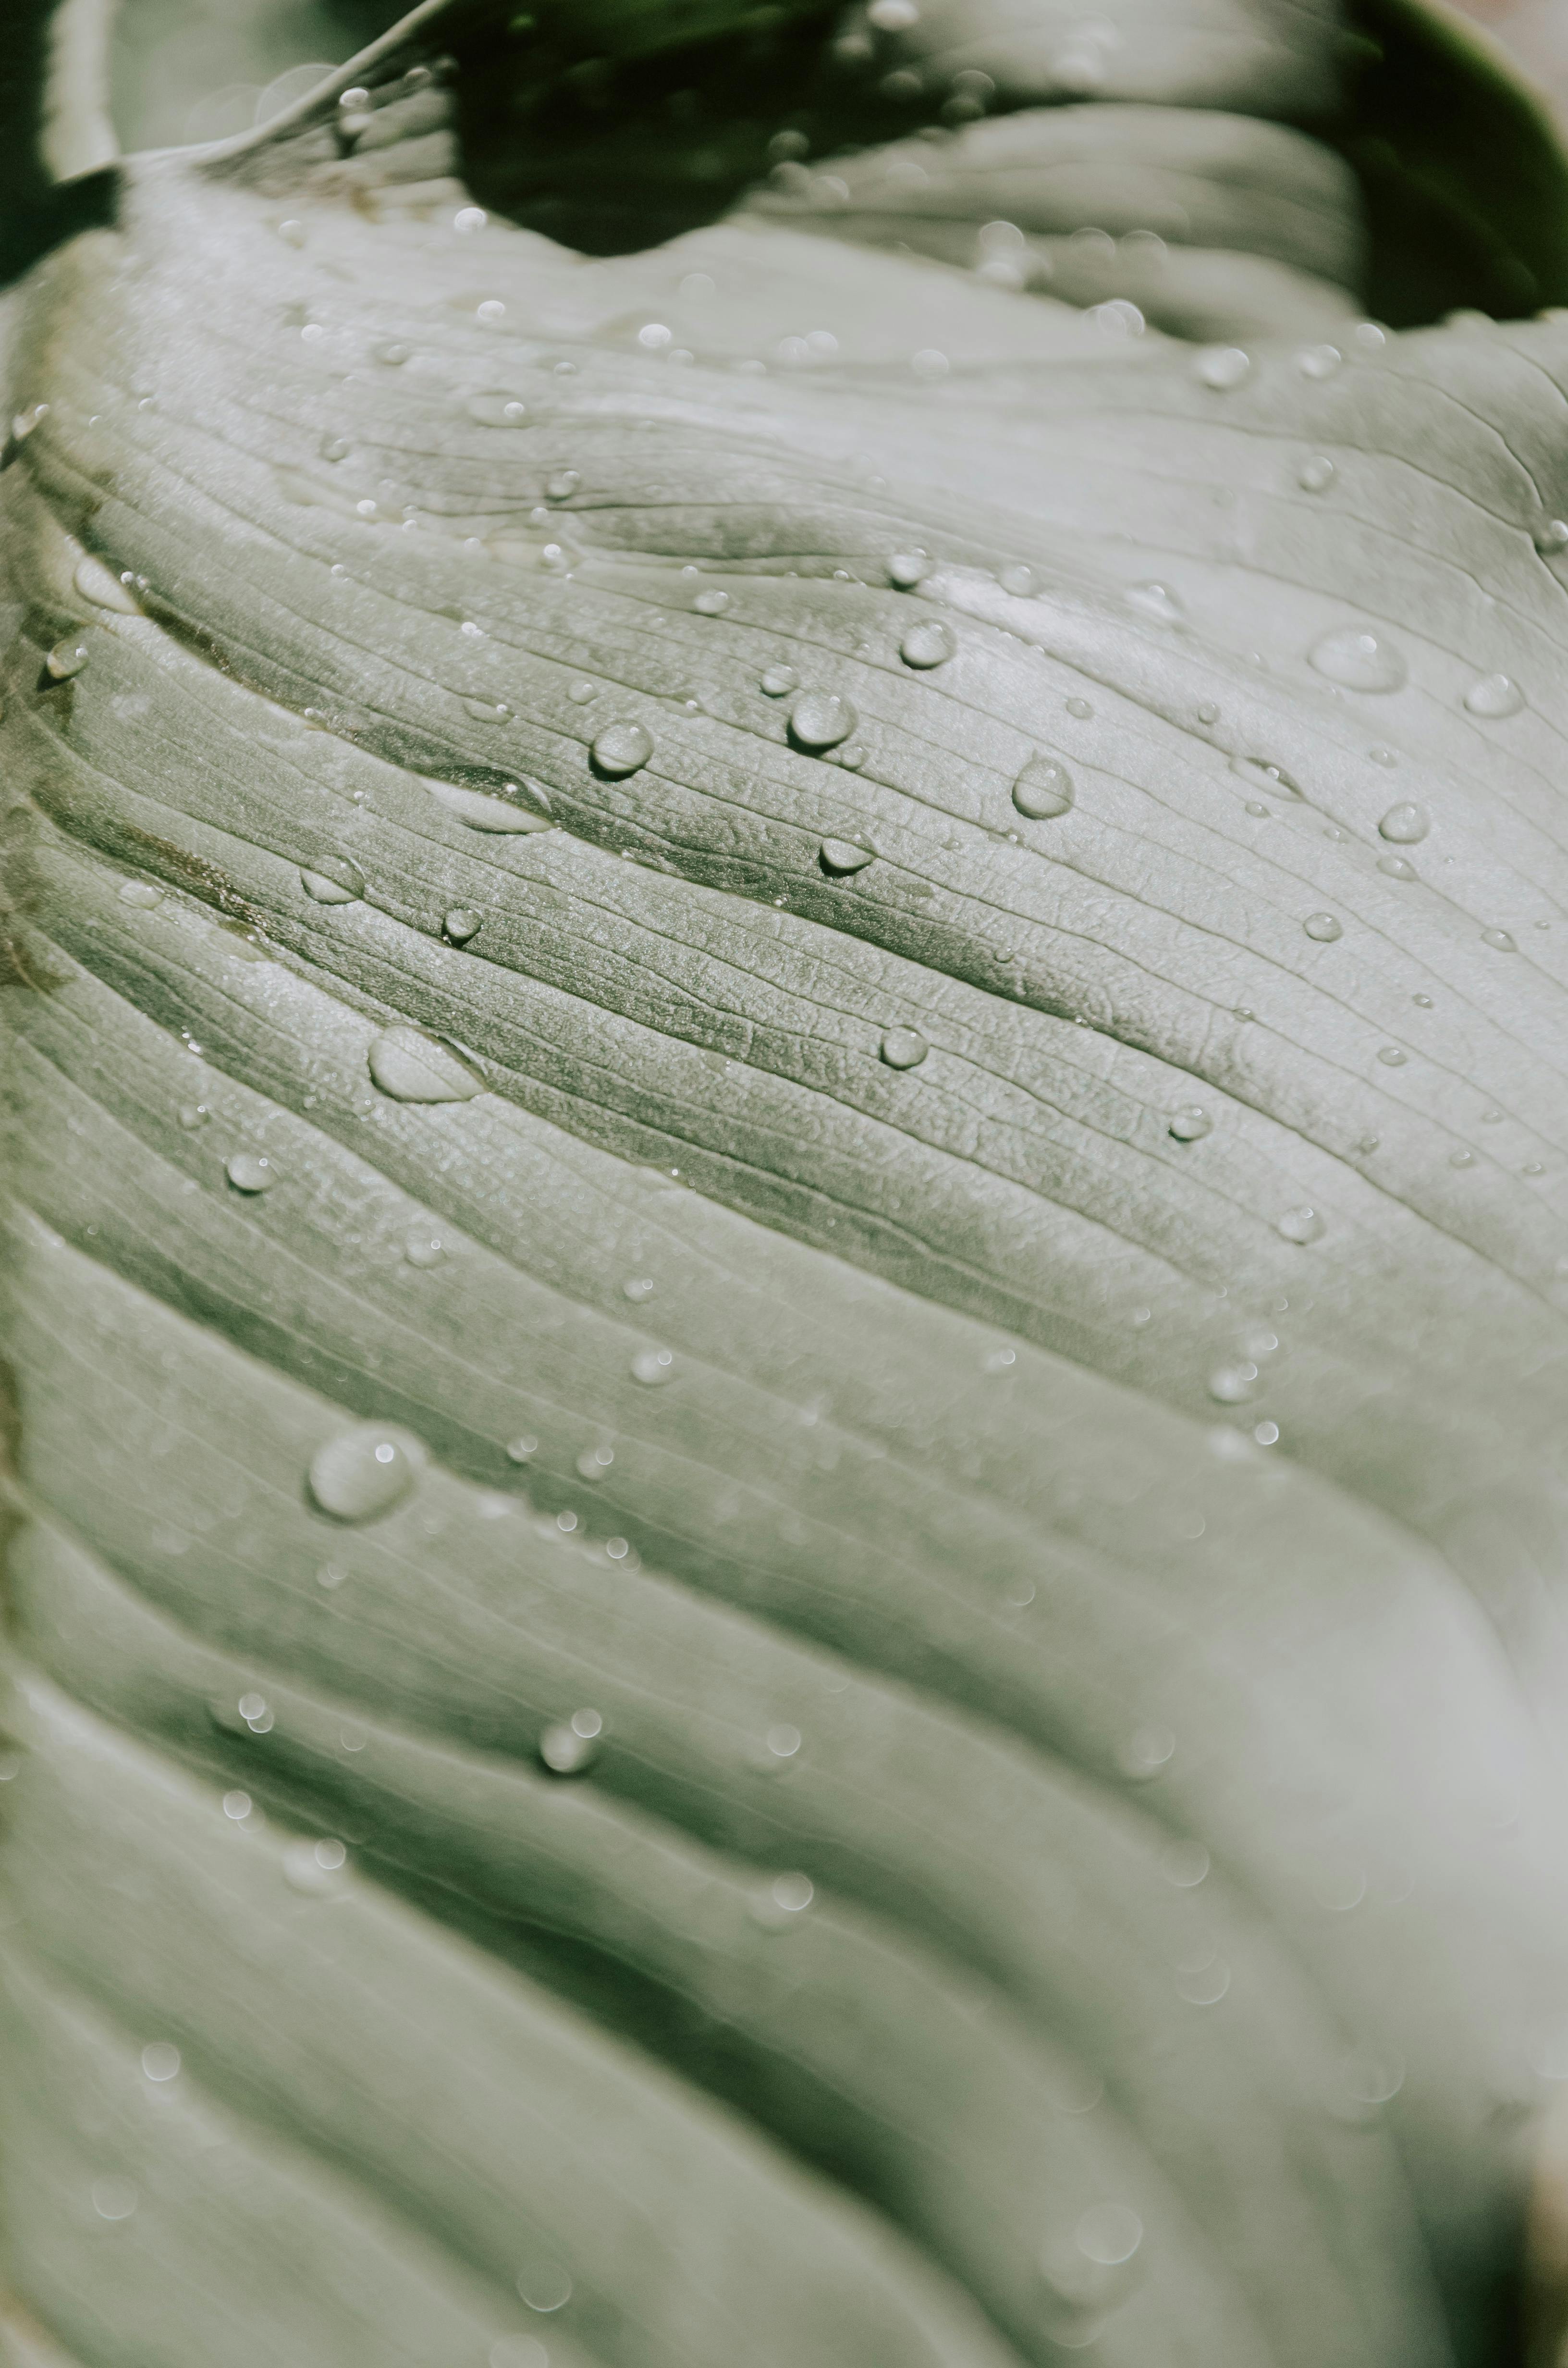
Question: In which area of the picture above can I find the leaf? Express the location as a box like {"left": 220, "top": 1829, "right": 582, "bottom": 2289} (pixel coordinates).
{"left": 5, "top": 3, "right": 1568, "bottom": 2366}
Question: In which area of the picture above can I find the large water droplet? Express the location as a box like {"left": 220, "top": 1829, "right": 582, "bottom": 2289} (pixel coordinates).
{"left": 1168, "top": 1106, "right": 1212, "bottom": 1142}
{"left": 790, "top": 690, "right": 857, "bottom": 750}
{"left": 300, "top": 860, "right": 364, "bottom": 903}
{"left": 1125, "top": 581, "right": 1184, "bottom": 625}
{"left": 1303, "top": 912, "right": 1342, "bottom": 942}
{"left": 74, "top": 555, "right": 140, "bottom": 613}
{"left": 540, "top": 1710, "right": 602, "bottom": 1776}
{"left": 820, "top": 838, "right": 875, "bottom": 875}
{"left": 1276, "top": 1205, "right": 1325, "bottom": 1244}
{"left": 1012, "top": 755, "right": 1074, "bottom": 818}
{"left": 307, "top": 1424, "right": 424, "bottom": 1521}
{"left": 1310, "top": 627, "right": 1407, "bottom": 692}
{"left": 880, "top": 1026, "right": 928, "bottom": 1069}
{"left": 1378, "top": 801, "right": 1429, "bottom": 843}
{"left": 225, "top": 1152, "right": 277, "bottom": 1194}
{"left": 443, "top": 906, "right": 483, "bottom": 943}
{"left": 1463, "top": 672, "right": 1524, "bottom": 718}
{"left": 1193, "top": 346, "right": 1251, "bottom": 391}
{"left": 426, "top": 779, "right": 552, "bottom": 835}
{"left": 45, "top": 638, "right": 88, "bottom": 680}
{"left": 899, "top": 619, "right": 955, "bottom": 668}
{"left": 368, "top": 1027, "right": 484, "bottom": 1103}
{"left": 1298, "top": 455, "right": 1336, "bottom": 492}
{"left": 1481, "top": 925, "right": 1518, "bottom": 951}
{"left": 887, "top": 552, "right": 930, "bottom": 589}
{"left": 591, "top": 720, "right": 655, "bottom": 777}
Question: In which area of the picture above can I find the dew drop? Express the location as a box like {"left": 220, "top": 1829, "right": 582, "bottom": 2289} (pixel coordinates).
{"left": 1298, "top": 455, "right": 1336, "bottom": 492}
{"left": 1276, "top": 1205, "right": 1325, "bottom": 1245}
{"left": 1379, "top": 855, "right": 1418, "bottom": 879}
{"left": 767, "top": 1723, "right": 802, "bottom": 1758}
{"left": 1012, "top": 755, "right": 1074, "bottom": 818}
{"left": 320, "top": 433, "right": 351, "bottom": 462}
{"left": 545, "top": 468, "right": 580, "bottom": 500}
{"left": 1310, "top": 627, "right": 1407, "bottom": 693}
{"left": 1297, "top": 344, "right": 1342, "bottom": 379}
{"left": 999, "top": 563, "right": 1037, "bottom": 596}
{"left": 880, "top": 1026, "right": 928, "bottom": 1069}
{"left": 443, "top": 906, "right": 483, "bottom": 943}
{"left": 1078, "top": 2204, "right": 1143, "bottom": 2266}
{"left": 1378, "top": 801, "right": 1429, "bottom": 844}
{"left": 141, "top": 2042, "right": 181, "bottom": 2082}
{"left": 74, "top": 554, "right": 140, "bottom": 613}
{"left": 1303, "top": 912, "right": 1343, "bottom": 942}
{"left": 1464, "top": 672, "right": 1525, "bottom": 718}
{"left": 591, "top": 720, "right": 655, "bottom": 777}
{"left": 1535, "top": 519, "right": 1568, "bottom": 555}
{"left": 1066, "top": 696, "right": 1093, "bottom": 720}
{"left": 368, "top": 1026, "right": 483, "bottom": 1103}
{"left": 540, "top": 1719, "right": 600, "bottom": 1775}
{"left": 404, "top": 1233, "right": 445, "bottom": 1268}
{"left": 505, "top": 1434, "right": 538, "bottom": 1463}
{"left": 789, "top": 690, "right": 857, "bottom": 750}
{"left": 760, "top": 664, "right": 798, "bottom": 696}
{"left": 92, "top": 2179, "right": 138, "bottom": 2222}
{"left": 1481, "top": 925, "right": 1518, "bottom": 951}
{"left": 1193, "top": 345, "right": 1251, "bottom": 391}
{"left": 1160, "top": 1838, "right": 1210, "bottom": 1887}
{"left": 1125, "top": 581, "right": 1184, "bottom": 626}
{"left": 887, "top": 552, "right": 931, "bottom": 589}
{"left": 693, "top": 588, "right": 731, "bottom": 617}
{"left": 427, "top": 780, "right": 552, "bottom": 835}
{"left": 631, "top": 1347, "right": 675, "bottom": 1385}
{"left": 307, "top": 1424, "right": 424, "bottom": 1521}
{"left": 1168, "top": 1106, "right": 1212, "bottom": 1142}
{"left": 225, "top": 1152, "right": 276, "bottom": 1194}
{"left": 119, "top": 880, "right": 163, "bottom": 910}
{"left": 300, "top": 860, "right": 364, "bottom": 903}
{"left": 1120, "top": 1725, "right": 1176, "bottom": 1778}
{"left": 1197, "top": 701, "right": 1220, "bottom": 724}
{"left": 45, "top": 638, "right": 88, "bottom": 680}
{"left": 1376, "top": 1045, "right": 1408, "bottom": 1066}
{"left": 1208, "top": 1361, "right": 1259, "bottom": 1404}
{"left": 178, "top": 1102, "right": 210, "bottom": 1130}
{"left": 1176, "top": 1956, "right": 1231, "bottom": 2005}
{"left": 899, "top": 618, "right": 956, "bottom": 668}
{"left": 821, "top": 838, "right": 875, "bottom": 875}
{"left": 772, "top": 1871, "right": 815, "bottom": 1912}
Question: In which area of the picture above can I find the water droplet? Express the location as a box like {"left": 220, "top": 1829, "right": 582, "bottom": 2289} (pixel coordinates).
{"left": 1012, "top": 755, "right": 1074, "bottom": 818}
{"left": 1378, "top": 855, "right": 1418, "bottom": 879}
{"left": 376, "top": 341, "right": 412, "bottom": 367}
{"left": 899, "top": 619, "right": 956, "bottom": 668}
{"left": 631, "top": 1347, "right": 675, "bottom": 1385}
{"left": 1310, "top": 627, "right": 1407, "bottom": 693}
{"left": 1450, "top": 1148, "right": 1475, "bottom": 1168}
{"left": 790, "top": 690, "right": 857, "bottom": 750}
{"left": 1303, "top": 912, "right": 1342, "bottom": 942}
{"left": 225, "top": 1152, "right": 276, "bottom": 1194}
{"left": 999, "top": 564, "right": 1037, "bottom": 596}
{"left": 427, "top": 780, "right": 551, "bottom": 835}
{"left": 1167, "top": 1107, "right": 1212, "bottom": 1143}
{"left": 118, "top": 880, "right": 163, "bottom": 910}
{"left": 1176, "top": 1956, "right": 1231, "bottom": 2005}
{"left": 622, "top": 1276, "right": 654, "bottom": 1302}
{"left": 92, "top": 2178, "right": 138, "bottom": 2221}
{"left": 693, "top": 588, "right": 731, "bottom": 617}
{"left": 1464, "top": 672, "right": 1525, "bottom": 718}
{"left": 821, "top": 838, "right": 875, "bottom": 875}
{"left": 368, "top": 1027, "right": 483, "bottom": 1103}
{"left": 1207, "top": 1361, "right": 1258, "bottom": 1404}
{"left": 11, "top": 401, "right": 48, "bottom": 441}
{"left": 910, "top": 347, "right": 949, "bottom": 378}
{"left": 1297, "top": 344, "right": 1342, "bottom": 379}
{"left": 591, "top": 720, "right": 655, "bottom": 777}
{"left": 1193, "top": 346, "right": 1251, "bottom": 391}
{"left": 1119, "top": 1725, "right": 1176, "bottom": 1778}
{"left": 1160, "top": 1838, "right": 1210, "bottom": 1887}
{"left": 300, "top": 857, "right": 365, "bottom": 903}
{"left": 74, "top": 554, "right": 140, "bottom": 613}
{"left": 1125, "top": 581, "right": 1184, "bottom": 626}
{"left": 443, "top": 906, "right": 483, "bottom": 943}
{"left": 45, "top": 638, "right": 88, "bottom": 680}
{"left": 1373, "top": 802, "right": 1429, "bottom": 850}
{"left": 772, "top": 1871, "right": 815, "bottom": 1912}
{"left": 766, "top": 1723, "right": 801, "bottom": 1760}
{"left": 545, "top": 468, "right": 580, "bottom": 500}
{"left": 1535, "top": 519, "right": 1568, "bottom": 555}
{"left": 404, "top": 1233, "right": 445, "bottom": 1268}
{"left": 1376, "top": 1045, "right": 1408, "bottom": 1067}
{"left": 1066, "top": 696, "right": 1093, "bottom": 720}
{"left": 1197, "top": 701, "right": 1220, "bottom": 724}
{"left": 1482, "top": 925, "right": 1518, "bottom": 951}
{"left": 1077, "top": 2204, "right": 1143, "bottom": 2265}
{"left": 760, "top": 664, "right": 797, "bottom": 696}
{"left": 1276, "top": 1205, "right": 1325, "bottom": 1244}
{"left": 576, "top": 1444, "right": 614, "bottom": 1481}
{"left": 307, "top": 1424, "right": 423, "bottom": 1521}
{"left": 880, "top": 1026, "right": 928, "bottom": 1069}
{"left": 540, "top": 1719, "right": 600, "bottom": 1775}
{"left": 141, "top": 2042, "right": 181, "bottom": 2082}
{"left": 476, "top": 301, "right": 506, "bottom": 326}
{"left": 887, "top": 552, "right": 930, "bottom": 589}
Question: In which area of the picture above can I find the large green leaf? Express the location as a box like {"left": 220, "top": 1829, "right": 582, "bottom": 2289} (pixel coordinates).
{"left": 5, "top": 1, "right": 1568, "bottom": 2363}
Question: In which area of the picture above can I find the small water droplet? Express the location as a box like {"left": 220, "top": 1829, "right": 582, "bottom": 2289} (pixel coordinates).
{"left": 1168, "top": 1106, "right": 1212, "bottom": 1142}
{"left": 1276, "top": 1205, "right": 1325, "bottom": 1244}
{"left": 591, "top": 720, "right": 655, "bottom": 777}
{"left": 1310, "top": 627, "right": 1407, "bottom": 693}
{"left": 300, "top": 857, "right": 364, "bottom": 903}
{"left": 1303, "top": 912, "right": 1342, "bottom": 942}
{"left": 880, "top": 1026, "right": 928, "bottom": 1069}
{"left": 178, "top": 1102, "right": 210, "bottom": 1131}
{"left": 1535, "top": 518, "right": 1568, "bottom": 555}
{"left": 540, "top": 1719, "right": 600, "bottom": 1775}
{"left": 771, "top": 1871, "right": 815, "bottom": 1912}
{"left": 1298, "top": 455, "right": 1336, "bottom": 492}
{"left": 225, "top": 1152, "right": 276, "bottom": 1194}
{"left": 1066, "top": 696, "right": 1093, "bottom": 720}
{"left": 790, "top": 690, "right": 857, "bottom": 750}
{"left": 545, "top": 468, "right": 580, "bottom": 500}
{"left": 1450, "top": 1148, "right": 1475, "bottom": 1168}
{"left": 1464, "top": 672, "right": 1525, "bottom": 718}
{"left": 767, "top": 1723, "right": 802, "bottom": 1759}
{"left": 759, "top": 664, "right": 798, "bottom": 697}
{"left": 368, "top": 1026, "right": 483, "bottom": 1103}
{"left": 1297, "top": 344, "right": 1342, "bottom": 379}
{"left": 820, "top": 838, "right": 875, "bottom": 875}
{"left": 74, "top": 554, "right": 140, "bottom": 613}
{"left": 1376, "top": 801, "right": 1429, "bottom": 846}
{"left": 576, "top": 1444, "right": 614, "bottom": 1481}
{"left": 1197, "top": 701, "right": 1220, "bottom": 724}
{"left": 46, "top": 638, "right": 88, "bottom": 680}
{"left": 307, "top": 1424, "right": 423, "bottom": 1521}
{"left": 404, "top": 1233, "right": 445, "bottom": 1268}
{"left": 11, "top": 401, "right": 48, "bottom": 440}
{"left": 1125, "top": 581, "right": 1184, "bottom": 625}
{"left": 1077, "top": 2204, "right": 1143, "bottom": 2265}
{"left": 1481, "top": 925, "right": 1518, "bottom": 951}
{"left": 1176, "top": 1956, "right": 1231, "bottom": 2005}
{"left": 1160, "top": 1838, "right": 1210, "bottom": 1887}
{"left": 1379, "top": 854, "right": 1418, "bottom": 879}
{"left": 899, "top": 618, "right": 956, "bottom": 668}
{"left": 999, "top": 563, "right": 1037, "bottom": 596}
{"left": 1193, "top": 346, "right": 1251, "bottom": 391}
{"left": 631, "top": 1347, "right": 675, "bottom": 1385}
{"left": 692, "top": 588, "right": 731, "bottom": 617}
{"left": 443, "top": 905, "right": 483, "bottom": 943}
{"left": 1208, "top": 1361, "right": 1258, "bottom": 1404}
{"left": 118, "top": 879, "right": 163, "bottom": 910}
{"left": 92, "top": 2179, "right": 138, "bottom": 2221}
{"left": 1120, "top": 1724, "right": 1176, "bottom": 1778}
{"left": 1012, "top": 755, "right": 1074, "bottom": 818}
{"left": 887, "top": 552, "right": 930, "bottom": 589}
{"left": 1377, "top": 1045, "right": 1408, "bottom": 1066}
{"left": 141, "top": 2041, "right": 181, "bottom": 2082}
